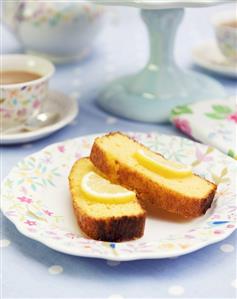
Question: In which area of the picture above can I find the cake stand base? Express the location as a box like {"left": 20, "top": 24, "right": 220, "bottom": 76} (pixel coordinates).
{"left": 98, "top": 70, "right": 225, "bottom": 123}
{"left": 98, "top": 8, "right": 225, "bottom": 123}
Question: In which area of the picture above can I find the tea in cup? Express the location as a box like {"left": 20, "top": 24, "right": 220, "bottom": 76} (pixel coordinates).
{"left": 212, "top": 11, "right": 237, "bottom": 62}
{"left": 0, "top": 54, "right": 55, "bottom": 132}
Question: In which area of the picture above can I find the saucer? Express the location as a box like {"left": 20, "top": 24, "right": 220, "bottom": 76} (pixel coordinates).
{"left": 27, "top": 48, "right": 91, "bottom": 64}
{"left": 0, "top": 90, "right": 78, "bottom": 145}
{"left": 192, "top": 41, "right": 237, "bottom": 78}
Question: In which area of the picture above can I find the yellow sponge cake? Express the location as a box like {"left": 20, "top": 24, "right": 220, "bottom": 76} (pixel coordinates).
{"left": 90, "top": 132, "right": 217, "bottom": 218}
{"left": 69, "top": 158, "right": 146, "bottom": 242}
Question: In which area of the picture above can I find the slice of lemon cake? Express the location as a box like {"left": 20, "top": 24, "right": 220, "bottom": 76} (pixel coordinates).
{"left": 90, "top": 132, "right": 217, "bottom": 218}
{"left": 69, "top": 158, "right": 146, "bottom": 242}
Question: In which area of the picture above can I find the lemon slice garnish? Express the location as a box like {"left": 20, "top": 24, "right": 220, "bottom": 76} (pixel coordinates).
{"left": 134, "top": 149, "right": 192, "bottom": 178}
{"left": 81, "top": 171, "right": 136, "bottom": 204}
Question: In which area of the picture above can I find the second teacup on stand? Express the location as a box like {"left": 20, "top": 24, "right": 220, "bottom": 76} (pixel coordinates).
{"left": 192, "top": 10, "right": 237, "bottom": 78}
{"left": 212, "top": 10, "right": 237, "bottom": 63}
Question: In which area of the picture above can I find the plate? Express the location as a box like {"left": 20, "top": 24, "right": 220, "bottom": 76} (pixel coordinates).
{"left": 192, "top": 41, "right": 237, "bottom": 78}
{"left": 0, "top": 90, "right": 78, "bottom": 144}
{"left": 1, "top": 132, "right": 236, "bottom": 261}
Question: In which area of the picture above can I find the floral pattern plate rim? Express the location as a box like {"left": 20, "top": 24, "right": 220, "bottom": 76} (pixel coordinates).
{"left": 0, "top": 90, "right": 78, "bottom": 145}
{"left": 1, "top": 132, "right": 236, "bottom": 261}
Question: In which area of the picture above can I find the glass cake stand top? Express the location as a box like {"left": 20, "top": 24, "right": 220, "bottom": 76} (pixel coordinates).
{"left": 96, "top": 1, "right": 227, "bottom": 122}
{"left": 97, "top": 0, "right": 229, "bottom": 9}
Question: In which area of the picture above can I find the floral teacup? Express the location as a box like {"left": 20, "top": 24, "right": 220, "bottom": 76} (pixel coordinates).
{"left": 212, "top": 11, "right": 237, "bottom": 62}
{"left": 0, "top": 54, "right": 55, "bottom": 132}
{"left": 2, "top": 1, "right": 105, "bottom": 63}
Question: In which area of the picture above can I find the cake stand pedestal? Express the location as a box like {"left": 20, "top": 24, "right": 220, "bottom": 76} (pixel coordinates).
{"left": 97, "top": 1, "right": 226, "bottom": 122}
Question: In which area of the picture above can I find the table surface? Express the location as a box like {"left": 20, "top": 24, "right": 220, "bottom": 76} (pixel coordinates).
{"left": 1, "top": 4, "right": 237, "bottom": 299}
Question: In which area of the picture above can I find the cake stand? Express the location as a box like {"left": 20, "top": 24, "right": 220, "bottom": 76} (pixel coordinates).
{"left": 96, "top": 0, "right": 228, "bottom": 122}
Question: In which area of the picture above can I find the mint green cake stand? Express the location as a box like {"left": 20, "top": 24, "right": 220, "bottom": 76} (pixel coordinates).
{"left": 97, "top": 1, "right": 226, "bottom": 123}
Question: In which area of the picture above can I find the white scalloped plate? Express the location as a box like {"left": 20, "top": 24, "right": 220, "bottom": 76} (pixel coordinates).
{"left": 1, "top": 132, "right": 236, "bottom": 261}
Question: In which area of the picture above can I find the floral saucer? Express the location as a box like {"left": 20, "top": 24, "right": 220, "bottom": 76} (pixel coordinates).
{"left": 1, "top": 132, "right": 236, "bottom": 261}
{"left": 192, "top": 41, "right": 237, "bottom": 78}
{"left": 0, "top": 90, "right": 78, "bottom": 144}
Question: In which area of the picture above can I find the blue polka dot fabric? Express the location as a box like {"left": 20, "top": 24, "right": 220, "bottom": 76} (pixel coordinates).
{"left": 1, "top": 5, "right": 236, "bottom": 299}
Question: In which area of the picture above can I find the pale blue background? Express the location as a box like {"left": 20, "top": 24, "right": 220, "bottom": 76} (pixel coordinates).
{"left": 1, "top": 4, "right": 237, "bottom": 299}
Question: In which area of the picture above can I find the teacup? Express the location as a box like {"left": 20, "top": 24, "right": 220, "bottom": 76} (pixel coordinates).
{"left": 2, "top": 2, "right": 105, "bottom": 63}
{"left": 0, "top": 54, "right": 55, "bottom": 132}
{"left": 212, "top": 11, "right": 237, "bottom": 62}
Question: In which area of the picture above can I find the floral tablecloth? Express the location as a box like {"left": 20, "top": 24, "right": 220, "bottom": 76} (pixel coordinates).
{"left": 171, "top": 97, "right": 237, "bottom": 159}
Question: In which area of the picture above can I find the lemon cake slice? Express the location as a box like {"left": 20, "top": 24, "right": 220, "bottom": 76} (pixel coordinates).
{"left": 90, "top": 132, "right": 217, "bottom": 218}
{"left": 69, "top": 158, "right": 146, "bottom": 242}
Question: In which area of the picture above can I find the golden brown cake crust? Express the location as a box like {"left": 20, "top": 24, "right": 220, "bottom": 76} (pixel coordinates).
{"left": 90, "top": 132, "right": 217, "bottom": 218}
{"left": 68, "top": 158, "right": 146, "bottom": 242}
{"left": 72, "top": 202, "right": 145, "bottom": 242}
